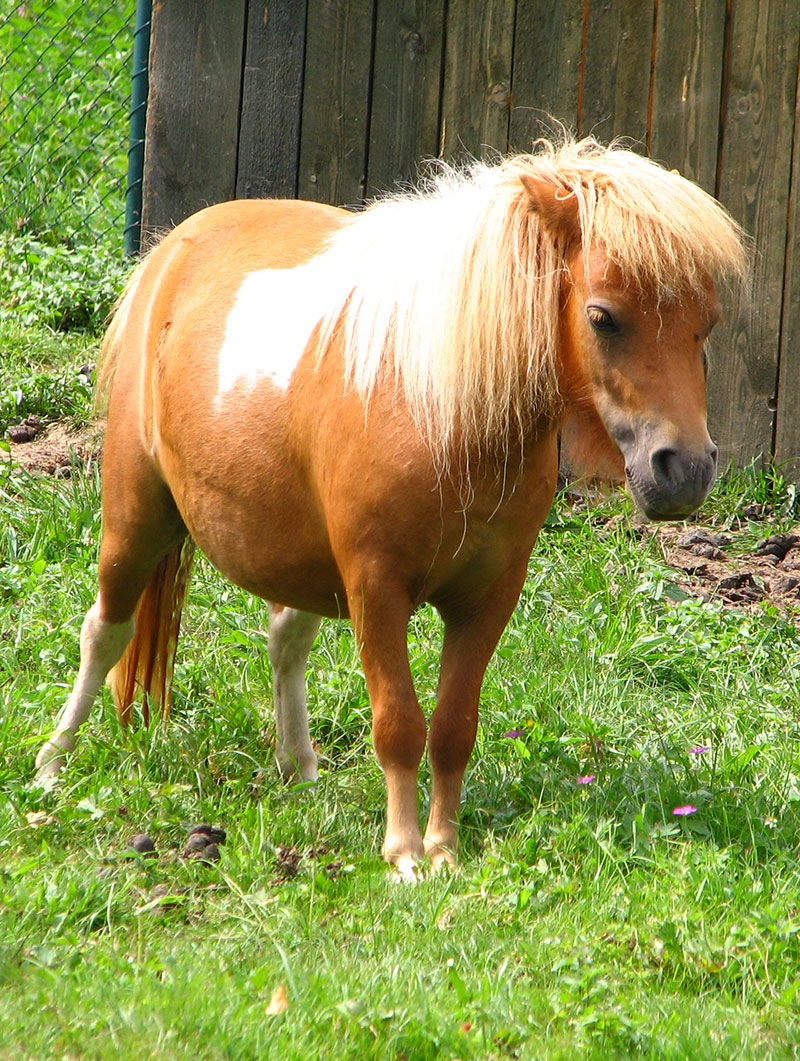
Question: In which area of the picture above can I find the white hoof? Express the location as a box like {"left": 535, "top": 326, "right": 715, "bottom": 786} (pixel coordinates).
{"left": 276, "top": 752, "right": 319, "bottom": 784}
{"left": 391, "top": 854, "right": 423, "bottom": 883}
{"left": 34, "top": 733, "right": 74, "bottom": 783}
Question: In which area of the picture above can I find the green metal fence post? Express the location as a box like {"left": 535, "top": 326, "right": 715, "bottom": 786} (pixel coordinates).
{"left": 124, "top": 0, "right": 152, "bottom": 256}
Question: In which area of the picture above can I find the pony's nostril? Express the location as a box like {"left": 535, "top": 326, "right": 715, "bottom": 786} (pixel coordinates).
{"left": 649, "top": 444, "right": 717, "bottom": 502}
{"left": 650, "top": 446, "right": 681, "bottom": 489}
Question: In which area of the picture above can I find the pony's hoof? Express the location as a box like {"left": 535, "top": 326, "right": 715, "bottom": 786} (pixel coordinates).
{"left": 30, "top": 771, "right": 61, "bottom": 792}
{"left": 391, "top": 854, "right": 423, "bottom": 883}
{"left": 33, "top": 743, "right": 68, "bottom": 785}
{"left": 276, "top": 754, "right": 319, "bottom": 785}
{"left": 428, "top": 848, "right": 459, "bottom": 875}
{"left": 423, "top": 833, "right": 459, "bottom": 874}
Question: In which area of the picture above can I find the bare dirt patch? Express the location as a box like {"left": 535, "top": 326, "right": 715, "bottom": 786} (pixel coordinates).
{"left": 4, "top": 420, "right": 103, "bottom": 476}
{"left": 654, "top": 522, "right": 800, "bottom": 628}
{"left": 567, "top": 485, "right": 800, "bottom": 628}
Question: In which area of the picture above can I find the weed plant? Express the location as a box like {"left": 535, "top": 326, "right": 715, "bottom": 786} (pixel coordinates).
{"left": 1, "top": 325, "right": 800, "bottom": 1059}
{"left": 0, "top": 321, "right": 96, "bottom": 433}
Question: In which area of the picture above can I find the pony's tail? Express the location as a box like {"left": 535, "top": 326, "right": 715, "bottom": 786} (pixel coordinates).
{"left": 95, "top": 253, "right": 150, "bottom": 413}
{"left": 109, "top": 537, "right": 196, "bottom": 727}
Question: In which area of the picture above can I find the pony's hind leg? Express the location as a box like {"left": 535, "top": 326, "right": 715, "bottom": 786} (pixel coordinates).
{"left": 35, "top": 427, "right": 187, "bottom": 780}
{"left": 268, "top": 604, "right": 322, "bottom": 782}
{"left": 34, "top": 602, "right": 133, "bottom": 781}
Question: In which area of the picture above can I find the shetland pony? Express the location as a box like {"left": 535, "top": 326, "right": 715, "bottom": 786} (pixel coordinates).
{"left": 35, "top": 139, "right": 747, "bottom": 877}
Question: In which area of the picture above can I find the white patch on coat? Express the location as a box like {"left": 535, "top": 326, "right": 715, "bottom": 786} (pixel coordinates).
{"left": 216, "top": 261, "right": 331, "bottom": 397}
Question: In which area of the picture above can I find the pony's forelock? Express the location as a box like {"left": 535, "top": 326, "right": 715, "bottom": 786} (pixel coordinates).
{"left": 314, "top": 137, "right": 749, "bottom": 463}
{"left": 520, "top": 137, "right": 749, "bottom": 298}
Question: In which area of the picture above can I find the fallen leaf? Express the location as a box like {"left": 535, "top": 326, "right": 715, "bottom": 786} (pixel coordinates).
{"left": 265, "top": 984, "right": 289, "bottom": 1015}
{"left": 26, "top": 811, "right": 55, "bottom": 827}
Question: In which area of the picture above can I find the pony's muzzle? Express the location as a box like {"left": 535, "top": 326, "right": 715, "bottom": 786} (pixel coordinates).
{"left": 626, "top": 440, "right": 718, "bottom": 520}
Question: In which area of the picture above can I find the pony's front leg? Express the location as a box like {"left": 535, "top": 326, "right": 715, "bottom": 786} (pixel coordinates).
{"left": 424, "top": 561, "right": 530, "bottom": 870}
{"left": 346, "top": 574, "right": 427, "bottom": 878}
{"left": 268, "top": 604, "right": 322, "bottom": 782}
{"left": 34, "top": 601, "right": 133, "bottom": 781}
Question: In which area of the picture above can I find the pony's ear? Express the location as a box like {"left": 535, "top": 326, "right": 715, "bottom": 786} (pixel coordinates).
{"left": 519, "top": 175, "right": 579, "bottom": 243}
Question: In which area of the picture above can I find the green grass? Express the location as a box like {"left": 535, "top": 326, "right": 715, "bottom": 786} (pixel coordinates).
{"left": 0, "top": 320, "right": 98, "bottom": 432}
{"left": 2, "top": 329, "right": 800, "bottom": 1059}
{"left": 6, "top": 13, "right": 800, "bottom": 1054}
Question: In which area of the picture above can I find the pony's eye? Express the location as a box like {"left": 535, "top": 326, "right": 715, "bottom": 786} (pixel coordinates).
{"left": 586, "top": 305, "right": 618, "bottom": 334}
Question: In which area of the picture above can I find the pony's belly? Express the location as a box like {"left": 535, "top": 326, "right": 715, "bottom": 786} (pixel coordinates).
{"left": 182, "top": 504, "right": 348, "bottom": 619}
{"left": 155, "top": 437, "right": 347, "bottom": 618}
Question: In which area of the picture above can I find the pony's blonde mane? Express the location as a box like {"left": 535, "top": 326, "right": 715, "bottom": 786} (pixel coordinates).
{"left": 330, "top": 139, "right": 747, "bottom": 461}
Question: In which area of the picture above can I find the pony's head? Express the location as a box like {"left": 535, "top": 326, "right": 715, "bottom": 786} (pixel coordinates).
{"left": 517, "top": 141, "right": 748, "bottom": 519}
{"left": 316, "top": 138, "right": 747, "bottom": 510}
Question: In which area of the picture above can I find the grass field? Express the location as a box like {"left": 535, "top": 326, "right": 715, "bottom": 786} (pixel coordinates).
{"left": 2, "top": 322, "right": 800, "bottom": 1059}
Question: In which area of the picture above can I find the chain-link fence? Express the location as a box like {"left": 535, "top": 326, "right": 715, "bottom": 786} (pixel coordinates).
{"left": 0, "top": 2, "right": 142, "bottom": 330}
{"left": 1, "top": 1, "right": 135, "bottom": 247}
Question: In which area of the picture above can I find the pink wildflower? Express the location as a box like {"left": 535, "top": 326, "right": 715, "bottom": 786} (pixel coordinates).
{"left": 672, "top": 804, "right": 698, "bottom": 816}
{"left": 576, "top": 774, "right": 595, "bottom": 785}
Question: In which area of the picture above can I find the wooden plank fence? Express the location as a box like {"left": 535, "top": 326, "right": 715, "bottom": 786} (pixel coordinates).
{"left": 141, "top": 0, "right": 800, "bottom": 477}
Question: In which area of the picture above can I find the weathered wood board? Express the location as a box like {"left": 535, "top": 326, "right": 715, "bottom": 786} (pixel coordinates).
{"left": 711, "top": 0, "right": 800, "bottom": 469}
{"left": 579, "top": 0, "right": 655, "bottom": 146}
{"left": 141, "top": 0, "right": 246, "bottom": 242}
{"left": 366, "top": 0, "right": 445, "bottom": 197}
{"left": 236, "top": 0, "right": 308, "bottom": 201}
{"left": 297, "top": 0, "right": 375, "bottom": 207}
{"left": 439, "top": 0, "right": 516, "bottom": 162}
{"left": 774, "top": 54, "right": 800, "bottom": 479}
{"left": 509, "top": 0, "right": 584, "bottom": 150}
{"left": 649, "top": 0, "right": 727, "bottom": 190}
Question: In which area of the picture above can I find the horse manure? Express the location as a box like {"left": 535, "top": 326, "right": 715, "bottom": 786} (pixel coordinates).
{"left": 754, "top": 534, "right": 799, "bottom": 562}
{"left": 129, "top": 833, "right": 157, "bottom": 857}
{"left": 676, "top": 529, "right": 731, "bottom": 554}
{"left": 691, "top": 542, "right": 724, "bottom": 559}
{"left": 772, "top": 575, "right": 800, "bottom": 596}
{"left": 182, "top": 824, "right": 225, "bottom": 862}
{"left": 181, "top": 834, "right": 221, "bottom": 863}
{"left": 187, "top": 823, "right": 227, "bottom": 845}
{"left": 7, "top": 416, "right": 42, "bottom": 444}
{"left": 183, "top": 834, "right": 210, "bottom": 853}
{"left": 275, "top": 844, "right": 302, "bottom": 878}
{"left": 149, "top": 884, "right": 191, "bottom": 911}
{"left": 740, "top": 503, "right": 771, "bottom": 520}
{"left": 715, "top": 571, "right": 765, "bottom": 603}
{"left": 681, "top": 562, "right": 710, "bottom": 578}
